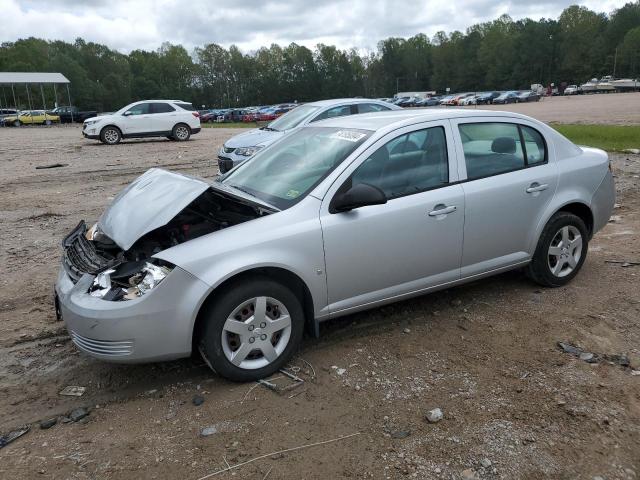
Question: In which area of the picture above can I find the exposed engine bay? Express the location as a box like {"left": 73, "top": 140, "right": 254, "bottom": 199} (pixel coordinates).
{"left": 62, "top": 185, "right": 272, "bottom": 301}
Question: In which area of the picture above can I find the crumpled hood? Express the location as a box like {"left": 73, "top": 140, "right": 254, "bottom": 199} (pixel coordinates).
{"left": 224, "top": 128, "right": 283, "bottom": 148}
{"left": 98, "top": 168, "right": 210, "bottom": 251}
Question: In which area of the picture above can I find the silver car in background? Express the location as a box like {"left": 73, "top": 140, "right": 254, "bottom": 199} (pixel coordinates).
{"left": 55, "top": 109, "right": 615, "bottom": 381}
{"left": 217, "top": 98, "right": 400, "bottom": 173}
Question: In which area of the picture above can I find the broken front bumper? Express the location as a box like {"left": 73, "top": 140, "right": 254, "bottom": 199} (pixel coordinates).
{"left": 55, "top": 264, "right": 210, "bottom": 363}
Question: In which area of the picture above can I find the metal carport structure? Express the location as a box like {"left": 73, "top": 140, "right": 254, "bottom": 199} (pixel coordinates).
{"left": 0, "top": 72, "right": 74, "bottom": 121}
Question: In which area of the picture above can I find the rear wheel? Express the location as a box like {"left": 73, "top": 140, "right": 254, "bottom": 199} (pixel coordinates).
{"left": 100, "top": 126, "right": 121, "bottom": 145}
{"left": 198, "top": 277, "right": 304, "bottom": 382}
{"left": 172, "top": 123, "right": 191, "bottom": 141}
{"left": 526, "top": 212, "right": 588, "bottom": 287}
{"left": 13, "top": 120, "right": 20, "bottom": 127}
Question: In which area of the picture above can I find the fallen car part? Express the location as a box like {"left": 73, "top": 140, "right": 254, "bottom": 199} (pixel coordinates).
{"left": 59, "top": 386, "right": 86, "bottom": 396}
{"left": 0, "top": 425, "right": 30, "bottom": 449}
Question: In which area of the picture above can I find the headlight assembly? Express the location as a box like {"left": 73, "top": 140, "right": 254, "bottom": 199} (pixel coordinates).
{"left": 88, "top": 260, "right": 174, "bottom": 301}
{"left": 235, "top": 145, "right": 264, "bottom": 157}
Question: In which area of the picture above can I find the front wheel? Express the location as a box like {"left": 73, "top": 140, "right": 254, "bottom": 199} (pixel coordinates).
{"left": 13, "top": 120, "right": 20, "bottom": 127}
{"left": 526, "top": 212, "right": 588, "bottom": 287}
{"left": 172, "top": 123, "right": 191, "bottom": 141}
{"left": 198, "top": 277, "right": 305, "bottom": 382}
{"left": 100, "top": 126, "right": 121, "bottom": 145}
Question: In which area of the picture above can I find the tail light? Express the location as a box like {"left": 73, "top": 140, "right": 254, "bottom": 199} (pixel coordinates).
{"left": 192, "top": 112, "right": 200, "bottom": 118}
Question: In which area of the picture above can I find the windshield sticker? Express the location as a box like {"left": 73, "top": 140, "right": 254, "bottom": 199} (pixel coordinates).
{"left": 329, "top": 130, "right": 367, "bottom": 143}
{"left": 286, "top": 189, "right": 300, "bottom": 198}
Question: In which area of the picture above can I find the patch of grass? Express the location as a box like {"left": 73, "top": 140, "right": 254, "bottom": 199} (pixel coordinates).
{"left": 202, "top": 122, "right": 255, "bottom": 128}
{"left": 551, "top": 124, "right": 640, "bottom": 152}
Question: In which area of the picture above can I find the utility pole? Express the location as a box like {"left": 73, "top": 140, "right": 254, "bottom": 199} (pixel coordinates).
{"left": 613, "top": 47, "right": 618, "bottom": 77}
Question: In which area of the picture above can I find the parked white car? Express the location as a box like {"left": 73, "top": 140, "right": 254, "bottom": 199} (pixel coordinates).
{"left": 83, "top": 100, "right": 201, "bottom": 144}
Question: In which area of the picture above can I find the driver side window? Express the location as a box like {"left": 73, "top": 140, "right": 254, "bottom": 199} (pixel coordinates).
{"left": 350, "top": 126, "right": 449, "bottom": 200}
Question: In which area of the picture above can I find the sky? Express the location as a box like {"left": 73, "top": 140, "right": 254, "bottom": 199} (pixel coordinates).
{"left": 1, "top": 0, "right": 630, "bottom": 54}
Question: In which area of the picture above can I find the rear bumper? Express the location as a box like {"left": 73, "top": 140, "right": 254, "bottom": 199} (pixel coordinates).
{"left": 55, "top": 265, "right": 210, "bottom": 363}
{"left": 591, "top": 169, "right": 616, "bottom": 234}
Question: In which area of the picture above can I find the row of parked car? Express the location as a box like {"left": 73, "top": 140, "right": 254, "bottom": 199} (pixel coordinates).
{"left": 0, "top": 106, "right": 100, "bottom": 126}
{"left": 382, "top": 90, "right": 542, "bottom": 108}
{"left": 199, "top": 104, "right": 299, "bottom": 123}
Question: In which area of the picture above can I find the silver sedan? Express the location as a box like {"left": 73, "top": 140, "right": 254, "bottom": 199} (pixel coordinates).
{"left": 55, "top": 109, "right": 615, "bottom": 381}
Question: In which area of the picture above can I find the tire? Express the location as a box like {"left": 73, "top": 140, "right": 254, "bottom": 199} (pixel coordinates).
{"left": 45, "top": 120, "right": 52, "bottom": 126}
{"left": 198, "top": 276, "right": 305, "bottom": 382}
{"left": 100, "top": 126, "right": 121, "bottom": 145}
{"left": 172, "top": 123, "right": 191, "bottom": 141}
{"left": 526, "top": 212, "right": 589, "bottom": 287}
{"left": 13, "top": 120, "right": 20, "bottom": 127}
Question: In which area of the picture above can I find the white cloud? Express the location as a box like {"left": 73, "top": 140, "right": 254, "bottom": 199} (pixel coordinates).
{"left": 1, "top": 0, "right": 631, "bottom": 53}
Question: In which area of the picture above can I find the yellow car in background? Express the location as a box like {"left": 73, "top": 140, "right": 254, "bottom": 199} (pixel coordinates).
{"left": 3, "top": 110, "right": 60, "bottom": 126}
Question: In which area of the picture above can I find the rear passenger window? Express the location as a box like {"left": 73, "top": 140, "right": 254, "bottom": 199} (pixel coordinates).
{"left": 358, "top": 103, "right": 390, "bottom": 113}
{"left": 521, "top": 125, "right": 546, "bottom": 165}
{"left": 351, "top": 126, "right": 448, "bottom": 199}
{"left": 175, "top": 102, "right": 195, "bottom": 111}
{"left": 150, "top": 103, "right": 175, "bottom": 114}
{"left": 458, "top": 123, "right": 525, "bottom": 179}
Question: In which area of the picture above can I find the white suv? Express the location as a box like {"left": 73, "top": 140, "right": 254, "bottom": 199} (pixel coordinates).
{"left": 83, "top": 100, "right": 201, "bottom": 145}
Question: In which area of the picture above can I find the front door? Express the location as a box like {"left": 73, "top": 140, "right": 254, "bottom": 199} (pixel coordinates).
{"left": 120, "top": 102, "right": 152, "bottom": 134}
{"left": 320, "top": 122, "right": 465, "bottom": 315}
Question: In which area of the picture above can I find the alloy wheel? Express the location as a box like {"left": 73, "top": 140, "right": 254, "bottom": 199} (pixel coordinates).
{"left": 221, "top": 296, "right": 292, "bottom": 370}
{"left": 104, "top": 128, "right": 119, "bottom": 144}
{"left": 175, "top": 125, "right": 189, "bottom": 140}
{"left": 547, "top": 225, "right": 582, "bottom": 277}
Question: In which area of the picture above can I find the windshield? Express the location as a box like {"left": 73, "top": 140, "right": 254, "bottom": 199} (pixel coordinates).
{"left": 266, "top": 105, "right": 319, "bottom": 131}
{"left": 221, "top": 126, "right": 371, "bottom": 209}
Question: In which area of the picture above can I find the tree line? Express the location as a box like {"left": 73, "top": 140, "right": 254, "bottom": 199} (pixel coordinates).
{"left": 1, "top": 3, "right": 639, "bottom": 111}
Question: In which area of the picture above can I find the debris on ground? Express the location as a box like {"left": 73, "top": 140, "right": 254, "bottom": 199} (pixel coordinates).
{"left": 258, "top": 368, "right": 305, "bottom": 394}
{"left": 59, "top": 386, "right": 86, "bottom": 396}
{"left": 192, "top": 394, "right": 205, "bottom": 406}
{"left": 480, "top": 458, "right": 492, "bottom": 468}
{"left": 403, "top": 328, "right": 411, "bottom": 334}
{"left": 35, "top": 163, "right": 69, "bottom": 169}
{"left": 39, "top": 418, "right": 57, "bottom": 429}
{"left": 200, "top": 426, "right": 218, "bottom": 437}
{"left": 69, "top": 407, "right": 89, "bottom": 422}
{"left": 426, "top": 408, "right": 444, "bottom": 423}
{"left": 557, "top": 342, "right": 632, "bottom": 368}
{"left": 0, "top": 425, "right": 30, "bottom": 449}
{"left": 605, "top": 260, "right": 640, "bottom": 267}
{"left": 461, "top": 467, "right": 478, "bottom": 479}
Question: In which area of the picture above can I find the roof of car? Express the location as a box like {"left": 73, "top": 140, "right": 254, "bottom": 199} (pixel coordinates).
{"left": 311, "top": 109, "right": 537, "bottom": 132}
{"left": 307, "top": 98, "right": 395, "bottom": 107}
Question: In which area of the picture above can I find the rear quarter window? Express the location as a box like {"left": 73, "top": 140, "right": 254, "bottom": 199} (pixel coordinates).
{"left": 175, "top": 102, "right": 195, "bottom": 111}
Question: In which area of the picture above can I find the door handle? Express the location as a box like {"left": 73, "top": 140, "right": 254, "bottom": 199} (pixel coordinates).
{"left": 526, "top": 182, "right": 548, "bottom": 193}
{"left": 428, "top": 204, "right": 457, "bottom": 216}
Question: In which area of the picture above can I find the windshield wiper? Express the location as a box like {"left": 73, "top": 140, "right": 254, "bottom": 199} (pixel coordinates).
{"left": 228, "top": 183, "right": 258, "bottom": 198}
{"left": 260, "top": 126, "right": 278, "bottom": 132}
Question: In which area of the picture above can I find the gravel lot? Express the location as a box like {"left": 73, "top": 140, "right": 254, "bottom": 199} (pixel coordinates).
{"left": 1, "top": 96, "right": 639, "bottom": 479}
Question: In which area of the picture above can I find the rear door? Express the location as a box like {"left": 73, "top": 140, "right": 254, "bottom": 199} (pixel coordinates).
{"left": 148, "top": 102, "right": 177, "bottom": 132}
{"left": 450, "top": 118, "right": 558, "bottom": 276}
{"left": 319, "top": 121, "right": 465, "bottom": 315}
{"left": 120, "top": 102, "right": 152, "bottom": 134}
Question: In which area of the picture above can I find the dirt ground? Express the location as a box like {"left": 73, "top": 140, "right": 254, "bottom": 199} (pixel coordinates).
{"left": 1, "top": 95, "right": 639, "bottom": 480}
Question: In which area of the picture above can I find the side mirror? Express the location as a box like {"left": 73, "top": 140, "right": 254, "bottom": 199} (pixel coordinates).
{"left": 330, "top": 183, "right": 387, "bottom": 213}
{"left": 123, "top": 111, "right": 133, "bottom": 116}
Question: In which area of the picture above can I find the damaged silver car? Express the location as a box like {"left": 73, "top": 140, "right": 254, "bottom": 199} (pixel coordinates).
{"left": 55, "top": 110, "right": 615, "bottom": 381}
